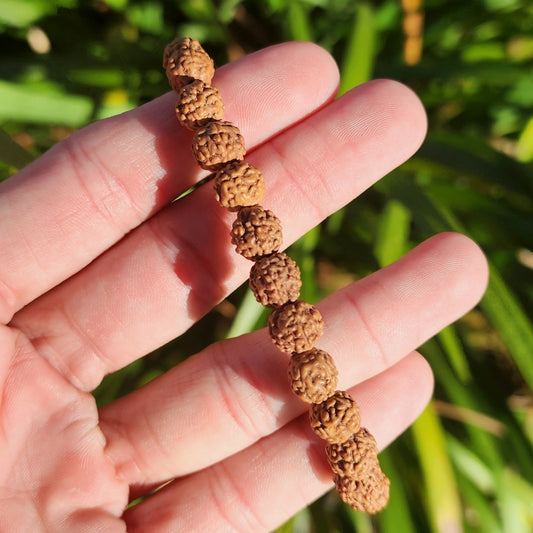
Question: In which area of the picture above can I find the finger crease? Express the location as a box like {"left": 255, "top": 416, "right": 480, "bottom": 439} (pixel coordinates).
{"left": 342, "top": 289, "right": 389, "bottom": 369}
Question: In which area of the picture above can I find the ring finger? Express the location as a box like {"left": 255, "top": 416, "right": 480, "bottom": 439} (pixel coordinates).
{"left": 99, "top": 232, "right": 487, "bottom": 491}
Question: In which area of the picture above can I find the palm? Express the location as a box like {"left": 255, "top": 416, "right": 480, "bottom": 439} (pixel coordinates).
{"left": 0, "top": 334, "right": 128, "bottom": 531}
{"left": 0, "top": 42, "right": 487, "bottom": 532}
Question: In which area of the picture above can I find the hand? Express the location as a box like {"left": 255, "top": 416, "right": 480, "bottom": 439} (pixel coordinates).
{"left": 0, "top": 42, "right": 487, "bottom": 532}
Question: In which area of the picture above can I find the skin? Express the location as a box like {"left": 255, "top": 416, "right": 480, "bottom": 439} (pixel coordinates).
{"left": 0, "top": 42, "right": 488, "bottom": 532}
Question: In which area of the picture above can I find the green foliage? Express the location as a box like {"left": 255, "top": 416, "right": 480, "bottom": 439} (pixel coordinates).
{"left": 338, "top": 2, "right": 376, "bottom": 94}
{"left": 2, "top": 1, "right": 533, "bottom": 531}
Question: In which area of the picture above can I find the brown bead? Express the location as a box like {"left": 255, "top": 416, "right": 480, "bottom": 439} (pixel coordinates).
{"left": 163, "top": 37, "right": 215, "bottom": 92}
{"left": 214, "top": 161, "right": 265, "bottom": 211}
{"left": 309, "top": 390, "right": 360, "bottom": 444}
{"left": 287, "top": 348, "right": 337, "bottom": 403}
{"left": 404, "top": 36, "right": 423, "bottom": 66}
{"left": 401, "top": 0, "right": 423, "bottom": 12}
{"left": 192, "top": 121, "right": 246, "bottom": 171}
{"left": 402, "top": 11, "right": 424, "bottom": 37}
{"left": 175, "top": 80, "right": 224, "bottom": 130}
{"left": 268, "top": 300, "right": 324, "bottom": 354}
{"left": 231, "top": 205, "right": 282, "bottom": 260}
{"left": 326, "top": 428, "right": 379, "bottom": 477}
{"left": 333, "top": 459, "right": 390, "bottom": 513}
{"left": 249, "top": 252, "right": 301, "bottom": 307}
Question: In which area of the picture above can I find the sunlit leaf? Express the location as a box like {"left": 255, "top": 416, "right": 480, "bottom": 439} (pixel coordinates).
{"left": 0, "top": 81, "right": 93, "bottom": 127}
{"left": 481, "top": 265, "right": 533, "bottom": 392}
{"left": 411, "top": 403, "right": 463, "bottom": 533}
{"left": 339, "top": 2, "right": 376, "bottom": 95}
{"left": 438, "top": 325, "right": 472, "bottom": 383}
{"left": 516, "top": 116, "right": 533, "bottom": 162}
{"left": 286, "top": 0, "right": 313, "bottom": 42}
{"left": 374, "top": 199, "right": 411, "bottom": 267}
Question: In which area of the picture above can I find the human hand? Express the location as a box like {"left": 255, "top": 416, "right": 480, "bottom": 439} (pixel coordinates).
{"left": 0, "top": 42, "right": 487, "bottom": 532}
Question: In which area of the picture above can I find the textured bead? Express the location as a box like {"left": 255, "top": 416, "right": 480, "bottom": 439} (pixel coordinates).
{"left": 192, "top": 121, "right": 246, "bottom": 170}
{"left": 164, "top": 37, "right": 215, "bottom": 92}
{"left": 326, "top": 428, "right": 379, "bottom": 477}
{"left": 268, "top": 300, "right": 324, "bottom": 354}
{"left": 334, "top": 461, "right": 390, "bottom": 514}
{"left": 287, "top": 348, "right": 337, "bottom": 403}
{"left": 231, "top": 205, "right": 282, "bottom": 260}
{"left": 249, "top": 252, "right": 301, "bottom": 307}
{"left": 309, "top": 390, "right": 361, "bottom": 444}
{"left": 176, "top": 79, "right": 224, "bottom": 130}
{"left": 214, "top": 160, "right": 265, "bottom": 211}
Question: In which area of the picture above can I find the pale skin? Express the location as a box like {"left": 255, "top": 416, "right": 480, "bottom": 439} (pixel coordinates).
{"left": 0, "top": 42, "right": 488, "bottom": 532}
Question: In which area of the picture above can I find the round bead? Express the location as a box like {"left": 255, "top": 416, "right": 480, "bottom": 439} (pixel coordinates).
{"left": 287, "top": 348, "right": 337, "bottom": 403}
{"left": 309, "top": 390, "right": 360, "bottom": 444}
{"left": 231, "top": 205, "right": 282, "bottom": 260}
{"left": 333, "top": 463, "right": 390, "bottom": 514}
{"left": 176, "top": 80, "right": 224, "bottom": 130}
{"left": 268, "top": 300, "right": 323, "bottom": 354}
{"left": 214, "top": 161, "right": 265, "bottom": 211}
{"left": 192, "top": 121, "right": 245, "bottom": 171}
{"left": 164, "top": 37, "right": 215, "bottom": 92}
{"left": 249, "top": 252, "right": 301, "bottom": 307}
{"left": 325, "top": 428, "right": 379, "bottom": 477}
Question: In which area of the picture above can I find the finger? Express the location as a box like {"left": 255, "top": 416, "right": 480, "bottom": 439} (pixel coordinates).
{"left": 13, "top": 79, "right": 428, "bottom": 391}
{"left": 123, "top": 352, "right": 433, "bottom": 532}
{"left": 99, "top": 232, "right": 487, "bottom": 490}
{"left": 0, "top": 42, "right": 339, "bottom": 322}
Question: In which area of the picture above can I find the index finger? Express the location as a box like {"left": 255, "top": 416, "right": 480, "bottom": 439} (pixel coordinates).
{"left": 0, "top": 42, "right": 339, "bottom": 322}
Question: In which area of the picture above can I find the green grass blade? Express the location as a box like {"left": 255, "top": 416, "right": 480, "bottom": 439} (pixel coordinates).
{"left": 273, "top": 516, "right": 295, "bottom": 533}
{"left": 0, "top": 81, "right": 93, "bottom": 127}
{"left": 287, "top": 226, "right": 320, "bottom": 303}
{"left": 338, "top": 2, "right": 376, "bottom": 95}
{"left": 481, "top": 266, "right": 533, "bottom": 392}
{"left": 225, "top": 290, "right": 266, "bottom": 338}
{"left": 517, "top": 116, "right": 533, "bottom": 163}
{"left": 374, "top": 199, "right": 411, "bottom": 267}
{"left": 455, "top": 472, "right": 502, "bottom": 533}
{"left": 381, "top": 174, "right": 533, "bottom": 393}
{"left": 344, "top": 507, "right": 373, "bottom": 533}
{"left": 446, "top": 435, "right": 495, "bottom": 493}
{"left": 498, "top": 473, "right": 533, "bottom": 533}
{"left": 0, "top": 126, "right": 35, "bottom": 169}
{"left": 378, "top": 449, "right": 417, "bottom": 533}
{"left": 411, "top": 402, "right": 463, "bottom": 533}
{"left": 423, "top": 339, "right": 505, "bottom": 471}
{"left": 503, "top": 468, "right": 533, "bottom": 516}
{"left": 286, "top": 0, "right": 313, "bottom": 42}
{"left": 437, "top": 325, "right": 472, "bottom": 383}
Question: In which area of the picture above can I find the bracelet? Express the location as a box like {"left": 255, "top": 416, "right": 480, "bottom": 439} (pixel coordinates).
{"left": 163, "top": 37, "right": 390, "bottom": 514}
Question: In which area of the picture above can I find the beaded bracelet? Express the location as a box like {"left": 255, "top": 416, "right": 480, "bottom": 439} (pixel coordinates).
{"left": 163, "top": 37, "right": 390, "bottom": 514}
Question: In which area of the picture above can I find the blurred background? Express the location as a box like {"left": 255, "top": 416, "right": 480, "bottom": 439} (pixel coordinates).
{"left": 1, "top": 0, "right": 533, "bottom": 531}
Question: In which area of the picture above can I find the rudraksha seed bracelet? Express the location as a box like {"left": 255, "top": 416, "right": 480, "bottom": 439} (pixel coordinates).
{"left": 163, "top": 37, "right": 390, "bottom": 513}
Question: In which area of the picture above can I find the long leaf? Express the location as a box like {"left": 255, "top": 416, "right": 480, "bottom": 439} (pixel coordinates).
{"left": 381, "top": 175, "right": 533, "bottom": 392}
{"left": 286, "top": 0, "right": 313, "bottom": 42}
{"left": 338, "top": 2, "right": 376, "bottom": 95}
{"left": 481, "top": 266, "right": 533, "bottom": 392}
{"left": 411, "top": 402, "right": 463, "bottom": 533}
{"left": 437, "top": 325, "right": 472, "bottom": 383}
{"left": 378, "top": 449, "right": 417, "bottom": 533}
{"left": 374, "top": 199, "right": 411, "bottom": 267}
{"left": 0, "top": 81, "right": 93, "bottom": 127}
{"left": 225, "top": 289, "right": 266, "bottom": 339}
